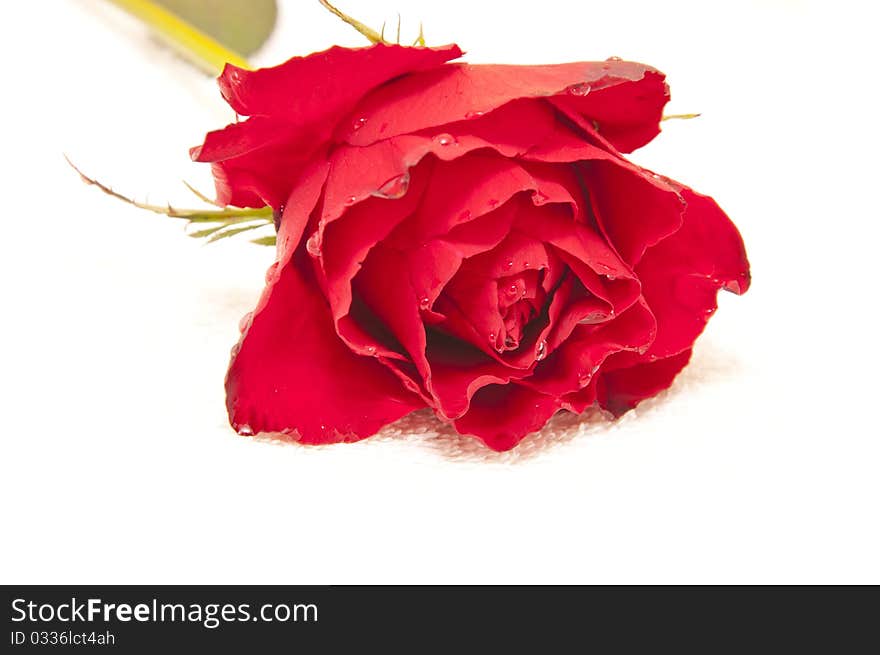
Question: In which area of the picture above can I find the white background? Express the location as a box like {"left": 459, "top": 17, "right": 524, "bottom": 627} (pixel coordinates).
{"left": 1, "top": 0, "right": 877, "bottom": 584}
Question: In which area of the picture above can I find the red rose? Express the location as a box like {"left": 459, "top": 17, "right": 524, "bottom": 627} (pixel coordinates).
{"left": 192, "top": 43, "right": 750, "bottom": 451}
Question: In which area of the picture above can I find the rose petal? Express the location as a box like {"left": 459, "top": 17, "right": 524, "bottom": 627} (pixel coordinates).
{"left": 560, "top": 376, "right": 599, "bottom": 414}
{"left": 218, "top": 44, "right": 462, "bottom": 119}
{"left": 408, "top": 206, "right": 517, "bottom": 314}
{"left": 387, "top": 153, "right": 538, "bottom": 246}
{"left": 633, "top": 188, "right": 750, "bottom": 360}
{"left": 433, "top": 224, "right": 553, "bottom": 364}
{"left": 525, "top": 300, "right": 657, "bottom": 397}
{"left": 226, "top": 257, "right": 423, "bottom": 442}
{"left": 453, "top": 383, "right": 561, "bottom": 451}
{"left": 343, "top": 59, "right": 667, "bottom": 153}
{"left": 192, "top": 119, "right": 304, "bottom": 208}
{"left": 546, "top": 64, "right": 670, "bottom": 154}
{"left": 338, "top": 204, "right": 524, "bottom": 413}
{"left": 586, "top": 161, "right": 686, "bottom": 266}
{"left": 597, "top": 349, "right": 693, "bottom": 416}
{"left": 425, "top": 331, "right": 532, "bottom": 420}
{"left": 192, "top": 43, "right": 462, "bottom": 206}
{"left": 320, "top": 160, "right": 432, "bottom": 326}
{"left": 273, "top": 157, "right": 330, "bottom": 272}
{"left": 540, "top": 274, "right": 610, "bottom": 352}
{"left": 520, "top": 126, "right": 686, "bottom": 266}
{"left": 345, "top": 243, "right": 433, "bottom": 395}
{"left": 515, "top": 203, "right": 640, "bottom": 314}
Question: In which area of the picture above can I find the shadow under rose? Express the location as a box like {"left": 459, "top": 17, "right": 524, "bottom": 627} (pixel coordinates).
{"left": 369, "top": 337, "right": 746, "bottom": 462}
{"left": 369, "top": 406, "right": 614, "bottom": 463}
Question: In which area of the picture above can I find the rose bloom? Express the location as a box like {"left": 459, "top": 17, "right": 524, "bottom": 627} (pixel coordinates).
{"left": 192, "top": 44, "right": 750, "bottom": 451}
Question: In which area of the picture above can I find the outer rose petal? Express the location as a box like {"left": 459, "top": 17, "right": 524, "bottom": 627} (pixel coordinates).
{"left": 192, "top": 119, "right": 302, "bottom": 208}
{"left": 192, "top": 43, "right": 463, "bottom": 206}
{"left": 226, "top": 257, "right": 423, "bottom": 442}
{"left": 342, "top": 59, "right": 667, "bottom": 153}
{"left": 597, "top": 349, "right": 693, "bottom": 416}
{"left": 453, "top": 383, "right": 560, "bottom": 451}
{"left": 216, "top": 44, "right": 462, "bottom": 119}
{"left": 588, "top": 188, "right": 748, "bottom": 410}
{"left": 634, "top": 188, "right": 750, "bottom": 360}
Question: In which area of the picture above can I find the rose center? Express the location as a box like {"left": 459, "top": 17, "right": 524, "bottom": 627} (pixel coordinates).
{"left": 493, "top": 269, "right": 546, "bottom": 352}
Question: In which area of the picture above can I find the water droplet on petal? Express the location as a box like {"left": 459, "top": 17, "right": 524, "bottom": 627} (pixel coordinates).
{"left": 365, "top": 345, "right": 377, "bottom": 356}
{"left": 373, "top": 172, "right": 411, "bottom": 200}
{"left": 535, "top": 339, "right": 547, "bottom": 362}
{"left": 577, "top": 373, "right": 590, "bottom": 387}
{"left": 433, "top": 133, "right": 457, "bottom": 146}
{"left": 458, "top": 209, "right": 472, "bottom": 221}
{"left": 606, "top": 56, "right": 622, "bottom": 62}
{"left": 465, "top": 110, "right": 485, "bottom": 119}
{"left": 305, "top": 232, "right": 321, "bottom": 257}
{"left": 419, "top": 296, "right": 430, "bottom": 310}
{"left": 238, "top": 312, "right": 253, "bottom": 334}
{"left": 505, "top": 260, "right": 514, "bottom": 270}
{"left": 488, "top": 198, "right": 500, "bottom": 208}
{"left": 504, "top": 335, "right": 517, "bottom": 349}
{"left": 352, "top": 117, "right": 367, "bottom": 131}
{"left": 533, "top": 190, "right": 550, "bottom": 205}
{"left": 567, "top": 82, "right": 591, "bottom": 96}
{"left": 238, "top": 424, "right": 254, "bottom": 436}
{"left": 505, "top": 283, "right": 519, "bottom": 299}
{"left": 488, "top": 332, "right": 496, "bottom": 342}
{"left": 345, "top": 195, "right": 357, "bottom": 206}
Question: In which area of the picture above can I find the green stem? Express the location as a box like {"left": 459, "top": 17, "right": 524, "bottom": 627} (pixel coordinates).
{"left": 104, "top": 0, "right": 251, "bottom": 75}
